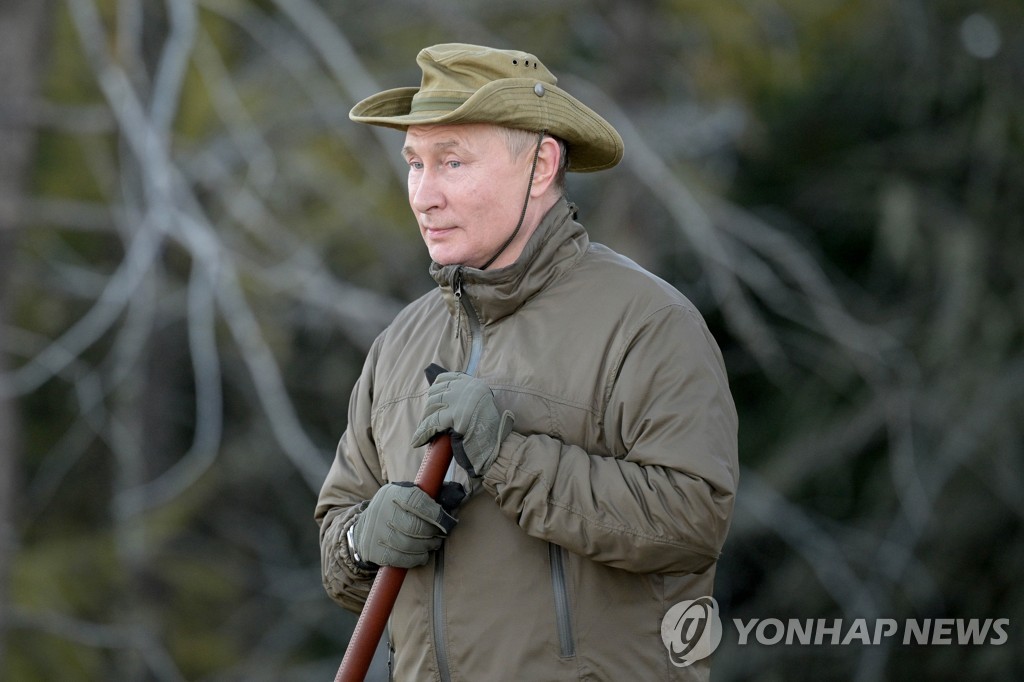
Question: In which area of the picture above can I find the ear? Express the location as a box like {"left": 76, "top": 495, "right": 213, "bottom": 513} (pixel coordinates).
{"left": 529, "top": 135, "right": 563, "bottom": 199}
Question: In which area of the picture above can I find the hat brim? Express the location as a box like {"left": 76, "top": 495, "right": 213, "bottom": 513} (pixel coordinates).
{"left": 350, "top": 78, "right": 623, "bottom": 173}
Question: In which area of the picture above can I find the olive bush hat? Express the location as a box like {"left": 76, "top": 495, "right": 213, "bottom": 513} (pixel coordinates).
{"left": 349, "top": 43, "right": 624, "bottom": 172}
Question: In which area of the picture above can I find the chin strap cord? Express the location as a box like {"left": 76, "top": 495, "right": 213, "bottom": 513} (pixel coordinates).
{"left": 479, "top": 129, "right": 547, "bottom": 271}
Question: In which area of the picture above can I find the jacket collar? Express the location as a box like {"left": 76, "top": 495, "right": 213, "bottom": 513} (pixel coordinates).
{"left": 430, "top": 199, "right": 588, "bottom": 325}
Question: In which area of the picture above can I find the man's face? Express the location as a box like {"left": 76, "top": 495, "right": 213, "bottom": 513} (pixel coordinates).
{"left": 403, "top": 123, "right": 532, "bottom": 268}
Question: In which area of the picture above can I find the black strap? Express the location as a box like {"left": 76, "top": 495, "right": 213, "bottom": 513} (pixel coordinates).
{"left": 480, "top": 130, "right": 547, "bottom": 270}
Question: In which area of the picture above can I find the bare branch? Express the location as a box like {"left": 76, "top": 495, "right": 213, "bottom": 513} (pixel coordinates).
{"left": 9, "top": 607, "right": 187, "bottom": 682}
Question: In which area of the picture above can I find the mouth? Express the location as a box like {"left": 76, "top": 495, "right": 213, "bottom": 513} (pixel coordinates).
{"left": 423, "top": 225, "right": 456, "bottom": 237}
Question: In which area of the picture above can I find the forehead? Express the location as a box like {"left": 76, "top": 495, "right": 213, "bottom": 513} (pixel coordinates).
{"left": 402, "top": 123, "right": 503, "bottom": 153}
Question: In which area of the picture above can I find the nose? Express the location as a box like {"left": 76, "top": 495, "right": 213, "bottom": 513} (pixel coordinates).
{"left": 409, "top": 167, "right": 444, "bottom": 214}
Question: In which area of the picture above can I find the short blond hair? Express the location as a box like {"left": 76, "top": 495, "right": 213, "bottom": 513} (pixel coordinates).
{"left": 498, "top": 127, "right": 569, "bottom": 191}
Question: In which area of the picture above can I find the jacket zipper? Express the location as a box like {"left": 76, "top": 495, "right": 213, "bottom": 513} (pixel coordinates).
{"left": 432, "top": 548, "right": 452, "bottom": 682}
{"left": 432, "top": 267, "right": 484, "bottom": 682}
{"left": 549, "top": 543, "right": 576, "bottom": 658}
{"left": 451, "top": 267, "right": 483, "bottom": 374}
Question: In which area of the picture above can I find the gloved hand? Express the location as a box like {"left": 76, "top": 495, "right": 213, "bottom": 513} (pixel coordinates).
{"left": 411, "top": 371, "right": 515, "bottom": 478}
{"left": 351, "top": 482, "right": 458, "bottom": 569}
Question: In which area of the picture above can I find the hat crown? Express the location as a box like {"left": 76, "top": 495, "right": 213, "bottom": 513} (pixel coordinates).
{"left": 350, "top": 43, "right": 623, "bottom": 172}
{"left": 415, "top": 44, "right": 558, "bottom": 107}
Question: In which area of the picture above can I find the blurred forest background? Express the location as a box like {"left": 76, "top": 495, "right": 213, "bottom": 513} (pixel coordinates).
{"left": 1, "top": 0, "right": 1022, "bottom": 680}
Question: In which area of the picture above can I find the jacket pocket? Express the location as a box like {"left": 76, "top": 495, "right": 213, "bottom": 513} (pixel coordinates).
{"left": 549, "top": 543, "right": 576, "bottom": 658}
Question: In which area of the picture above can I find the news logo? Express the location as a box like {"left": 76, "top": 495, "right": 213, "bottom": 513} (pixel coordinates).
{"left": 661, "top": 596, "right": 723, "bottom": 667}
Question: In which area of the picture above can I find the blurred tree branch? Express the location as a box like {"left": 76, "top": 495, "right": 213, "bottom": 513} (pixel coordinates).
{"left": 1, "top": 1, "right": 1021, "bottom": 680}
{"left": 0, "top": 0, "right": 53, "bottom": 672}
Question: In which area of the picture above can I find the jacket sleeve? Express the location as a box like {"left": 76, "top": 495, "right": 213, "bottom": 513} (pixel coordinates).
{"left": 315, "top": 335, "right": 386, "bottom": 612}
{"left": 483, "top": 303, "right": 739, "bottom": 575}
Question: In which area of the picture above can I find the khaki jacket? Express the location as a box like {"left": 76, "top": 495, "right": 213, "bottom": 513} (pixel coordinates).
{"left": 316, "top": 199, "right": 739, "bottom": 681}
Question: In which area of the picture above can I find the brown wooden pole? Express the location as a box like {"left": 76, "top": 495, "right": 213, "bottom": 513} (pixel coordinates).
{"left": 334, "top": 433, "right": 453, "bottom": 682}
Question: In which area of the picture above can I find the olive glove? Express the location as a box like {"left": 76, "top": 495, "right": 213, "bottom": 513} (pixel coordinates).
{"left": 410, "top": 371, "right": 515, "bottom": 478}
{"left": 350, "top": 482, "right": 458, "bottom": 569}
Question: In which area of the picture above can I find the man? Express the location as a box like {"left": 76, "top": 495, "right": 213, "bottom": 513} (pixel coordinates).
{"left": 316, "top": 43, "right": 738, "bottom": 681}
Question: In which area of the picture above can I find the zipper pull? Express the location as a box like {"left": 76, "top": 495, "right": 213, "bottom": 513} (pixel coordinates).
{"left": 451, "top": 267, "right": 463, "bottom": 339}
{"left": 451, "top": 267, "right": 463, "bottom": 301}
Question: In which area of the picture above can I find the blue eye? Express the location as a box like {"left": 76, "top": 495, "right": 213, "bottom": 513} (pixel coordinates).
{"left": 447, "top": 160, "right": 462, "bottom": 169}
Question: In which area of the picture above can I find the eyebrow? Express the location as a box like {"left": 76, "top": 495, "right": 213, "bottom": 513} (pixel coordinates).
{"left": 402, "top": 140, "right": 463, "bottom": 158}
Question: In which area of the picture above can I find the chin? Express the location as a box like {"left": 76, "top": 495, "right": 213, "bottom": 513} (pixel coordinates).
{"left": 427, "top": 248, "right": 467, "bottom": 266}
{"left": 428, "top": 253, "right": 458, "bottom": 266}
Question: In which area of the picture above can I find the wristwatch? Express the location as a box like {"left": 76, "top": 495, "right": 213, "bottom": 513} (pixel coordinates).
{"left": 346, "top": 521, "right": 377, "bottom": 571}
{"left": 346, "top": 522, "right": 364, "bottom": 564}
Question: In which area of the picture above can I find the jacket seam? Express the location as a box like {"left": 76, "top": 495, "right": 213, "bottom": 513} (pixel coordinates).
{"left": 547, "top": 495, "right": 723, "bottom": 560}
{"left": 372, "top": 391, "right": 429, "bottom": 422}
{"left": 493, "top": 384, "right": 602, "bottom": 419}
